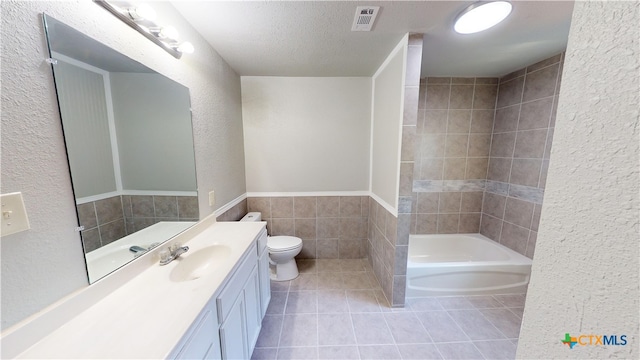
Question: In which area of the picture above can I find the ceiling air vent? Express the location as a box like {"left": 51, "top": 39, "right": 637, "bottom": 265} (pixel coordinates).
{"left": 351, "top": 6, "right": 380, "bottom": 31}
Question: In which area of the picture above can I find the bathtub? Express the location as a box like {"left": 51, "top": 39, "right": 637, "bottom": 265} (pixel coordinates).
{"left": 406, "top": 233, "right": 532, "bottom": 297}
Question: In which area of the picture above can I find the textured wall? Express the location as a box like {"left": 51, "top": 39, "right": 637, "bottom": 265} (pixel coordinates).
{"left": 1, "top": 1, "right": 245, "bottom": 329}
{"left": 481, "top": 53, "right": 563, "bottom": 258}
{"left": 241, "top": 77, "right": 371, "bottom": 193}
{"left": 518, "top": 1, "right": 639, "bottom": 358}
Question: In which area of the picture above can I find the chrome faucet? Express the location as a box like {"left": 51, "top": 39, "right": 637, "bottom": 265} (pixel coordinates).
{"left": 159, "top": 243, "right": 189, "bottom": 266}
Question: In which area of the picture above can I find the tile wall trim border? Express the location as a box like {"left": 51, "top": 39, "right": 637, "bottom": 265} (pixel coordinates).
{"left": 246, "top": 191, "right": 371, "bottom": 198}
{"left": 370, "top": 192, "right": 398, "bottom": 217}
{"left": 213, "top": 192, "right": 247, "bottom": 217}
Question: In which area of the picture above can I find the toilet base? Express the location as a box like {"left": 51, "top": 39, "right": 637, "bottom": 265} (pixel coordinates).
{"left": 269, "top": 259, "right": 299, "bottom": 281}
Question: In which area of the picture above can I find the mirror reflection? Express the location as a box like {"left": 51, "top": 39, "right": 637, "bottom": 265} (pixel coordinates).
{"left": 43, "top": 15, "right": 199, "bottom": 283}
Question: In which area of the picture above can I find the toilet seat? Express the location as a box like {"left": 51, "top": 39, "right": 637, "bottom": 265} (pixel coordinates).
{"left": 268, "top": 236, "right": 302, "bottom": 252}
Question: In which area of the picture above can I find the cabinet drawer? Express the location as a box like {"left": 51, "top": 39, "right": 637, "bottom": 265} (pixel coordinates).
{"left": 216, "top": 249, "right": 257, "bottom": 323}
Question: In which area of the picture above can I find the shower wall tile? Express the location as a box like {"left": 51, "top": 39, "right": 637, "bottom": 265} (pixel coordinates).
{"left": 482, "top": 53, "right": 563, "bottom": 258}
{"left": 414, "top": 77, "right": 498, "bottom": 236}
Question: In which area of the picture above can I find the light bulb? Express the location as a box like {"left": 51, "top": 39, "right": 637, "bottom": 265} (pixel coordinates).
{"left": 127, "top": 3, "right": 156, "bottom": 22}
{"left": 159, "top": 26, "right": 179, "bottom": 41}
{"left": 177, "top": 42, "right": 195, "bottom": 54}
{"left": 454, "top": 1, "right": 512, "bottom": 34}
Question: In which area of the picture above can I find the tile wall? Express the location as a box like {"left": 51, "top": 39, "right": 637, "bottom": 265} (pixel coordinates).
{"left": 413, "top": 77, "right": 498, "bottom": 234}
{"left": 216, "top": 198, "right": 248, "bottom": 222}
{"left": 481, "top": 53, "right": 564, "bottom": 258}
{"left": 77, "top": 194, "right": 198, "bottom": 253}
{"left": 247, "top": 196, "right": 369, "bottom": 259}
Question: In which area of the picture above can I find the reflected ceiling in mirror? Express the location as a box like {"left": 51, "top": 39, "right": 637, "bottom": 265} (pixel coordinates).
{"left": 43, "top": 14, "right": 199, "bottom": 283}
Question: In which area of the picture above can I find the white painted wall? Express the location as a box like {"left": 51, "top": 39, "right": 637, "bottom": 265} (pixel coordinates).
{"left": 0, "top": 1, "right": 245, "bottom": 329}
{"left": 242, "top": 77, "right": 371, "bottom": 193}
{"left": 518, "top": 1, "right": 639, "bottom": 358}
{"left": 370, "top": 36, "right": 407, "bottom": 212}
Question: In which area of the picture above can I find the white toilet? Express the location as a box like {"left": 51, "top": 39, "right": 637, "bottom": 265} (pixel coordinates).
{"left": 240, "top": 212, "right": 302, "bottom": 281}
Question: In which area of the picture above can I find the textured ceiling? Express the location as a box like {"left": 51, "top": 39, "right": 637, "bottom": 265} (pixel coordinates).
{"left": 172, "top": 1, "right": 574, "bottom": 77}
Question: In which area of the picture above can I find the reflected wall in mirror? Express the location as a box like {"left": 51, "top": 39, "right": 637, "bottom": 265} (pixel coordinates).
{"left": 43, "top": 14, "right": 199, "bottom": 283}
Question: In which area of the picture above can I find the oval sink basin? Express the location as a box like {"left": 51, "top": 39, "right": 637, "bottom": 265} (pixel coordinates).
{"left": 169, "top": 245, "right": 232, "bottom": 282}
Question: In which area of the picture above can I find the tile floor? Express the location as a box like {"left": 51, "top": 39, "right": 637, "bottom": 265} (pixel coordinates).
{"left": 252, "top": 259, "right": 525, "bottom": 360}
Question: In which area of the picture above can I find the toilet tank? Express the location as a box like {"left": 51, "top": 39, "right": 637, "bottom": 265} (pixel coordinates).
{"left": 240, "top": 212, "right": 262, "bottom": 222}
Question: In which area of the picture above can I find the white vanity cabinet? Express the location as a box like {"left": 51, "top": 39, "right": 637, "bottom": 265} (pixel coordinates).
{"left": 170, "top": 227, "right": 269, "bottom": 360}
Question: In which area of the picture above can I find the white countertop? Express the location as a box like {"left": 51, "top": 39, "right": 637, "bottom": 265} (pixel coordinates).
{"left": 17, "top": 221, "right": 266, "bottom": 359}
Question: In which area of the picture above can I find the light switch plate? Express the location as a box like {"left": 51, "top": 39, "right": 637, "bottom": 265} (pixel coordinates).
{"left": 208, "top": 191, "right": 215, "bottom": 207}
{"left": 1, "top": 192, "right": 30, "bottom": 237}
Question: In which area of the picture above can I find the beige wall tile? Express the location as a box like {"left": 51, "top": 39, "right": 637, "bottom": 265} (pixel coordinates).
{"left": 522, "top": 64, "right": 559, "bottom": 102}
{"left": 271, "top": 218, "right": 295, "bottom": 236}
{"left": 504, "top": 198, "right": 534, "bottom": 229}
{"left": 427, "top": 77, "right": 451, "bottom": 84}
{"left": 470, "top": 110, "right": 495, "bottom": 134}
{"left": 423, "top": 110, "right": 448, "bottom": 134}
{"left": 317, "top": 239, "right": 339, "bottom": 259}
{"left": 482, "top": 192, "right": 506, "bottom": 219}
{"left": 416, "top": 214, "right": 437, "bottom": 234}
{"left": 465, "top": 157, "right": 489, "bottom": 180}
{"left": 443, "top": 158, "right": 466, "bottom": 180}
{"left": 294, "top": 197, "right": 317, "bottom": 218}
{"left": 317, "top": 197, "right": 340, "bottom": 217}
{"left": 461, "top": 192, "right": 484, "bottom": 213}
{"left": 417, "top": 193, "right": 439, "bottom": 213}
{"left": 317, "top": 217, "right": 340, "bottom": 239}
{"left": 295, "top": 218, "right": 317, "bottom": 239}
{"left": 340, "top": 197, "right": 362, "bottom": 217}
{"left": 487, "top": 158, "right": 512, "bottom": 182}
{"left": 425, "top": 85, "right": 450, "bottom": 109}
{"left": 499, "top": 222, "right": 529, "bottom": 255}
{"left": 272, "top": 197, "right": 294, "bottom": 218}
{"left": 494, "top": 105, "right": 519, "bottom": 133}
{"left": 509, "top": 159, "right": 542, "bottom": 187}
{"left": 473, "top": 85, "right": 498, "bottom": 109}
{"left": 480, "top": 214, "right": 502, "bottom": 241}
{"left": 439, "top": 192, "right": 462, "bottom": 213}
{"left": 527, "top": 53, "right": 562, "bottom": 73}
{"left": 518, "top": 98, "right": 553, "bottom": 130}
{"left": 419, "top": 158, "right": 444, "bottom": 180}
{"left": 448, "top": 110, "right": 472, "bottom": 133}
{"left": 449, "top": 85, "right": 474, "bottom": 109}
{"left": 403, "top": 86, "right": 419, "bottom": 125}
{"left": 459, "top": 213, "right": 481, "bottom": 233}
{"left": 437, "top": 214, "right": 459, "bottom": 234}
{"left": 248, "top": 197, "right": 272, "bottom": 218}
{"left": 420, "top": 134, "right": 446, "bottom": 158}
{"left": 490, "top": 132, "right": 516, "bottom": 157}
{"left": 496, "top": 77, "right": 525, "bottom": 108}
{"left": 514, "top": 129, "right": 547, "bottom": 159}
{"left": 468, "top": 134, "right": 491, "bottom": 157}
{"left": 445, "top": 135, "right": 469, "bottom": 157}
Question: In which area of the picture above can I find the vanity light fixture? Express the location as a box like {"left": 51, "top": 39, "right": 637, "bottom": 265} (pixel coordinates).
{"left": 454, "top": 1, "right": 513, "bottom": 34}
{"left": 94, "top": 0, "right": 194, "bottom": 59}
{"left": 125, "top": 3, "right": 156, "bottom": 22}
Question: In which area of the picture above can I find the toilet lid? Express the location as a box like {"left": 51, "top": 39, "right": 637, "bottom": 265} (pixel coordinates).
{"left": 268, "top": 236, "right": 302, "bottom": 251}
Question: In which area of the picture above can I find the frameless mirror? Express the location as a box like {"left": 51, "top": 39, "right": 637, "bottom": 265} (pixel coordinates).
{"left": 43, "top": 14, "right": 199, "bottom": 283}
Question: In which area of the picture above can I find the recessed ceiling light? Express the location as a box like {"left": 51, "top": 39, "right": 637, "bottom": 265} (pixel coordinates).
{"left": 454, "top": 1, "right": 513, "bottom": 34}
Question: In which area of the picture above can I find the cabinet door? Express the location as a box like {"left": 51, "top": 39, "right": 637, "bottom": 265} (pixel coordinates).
{"left": 257, "top": 249, "right": 271, "bottom": 317}
{"left": 244, "top": 266, "right": 262, "bottom": 352}
{"left": 174, "top": 310, "right": 221, "bottom": 360}
{"left": 219, "top": 294, "right": 247, "bottom": 360}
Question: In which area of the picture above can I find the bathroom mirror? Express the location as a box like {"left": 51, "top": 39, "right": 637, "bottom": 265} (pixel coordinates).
{"left": 43, "top": 14, "right": 199, "bottom": 283}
